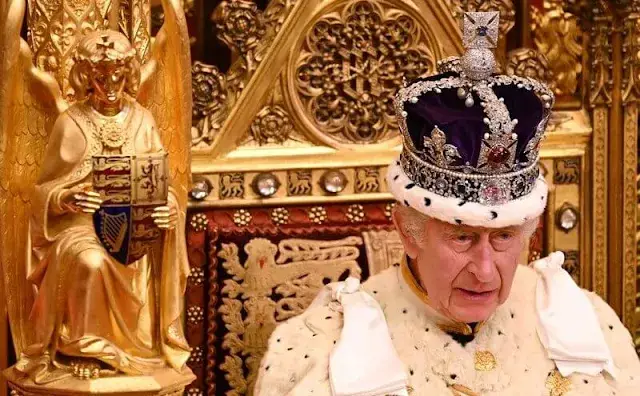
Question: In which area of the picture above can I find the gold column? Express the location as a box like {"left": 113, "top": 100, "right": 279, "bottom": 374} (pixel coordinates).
{"left": 588, "top": 8, "right": 613, "bottom": 300}
{"left": 620, "top": 5, "right": 640, "bottom": 334}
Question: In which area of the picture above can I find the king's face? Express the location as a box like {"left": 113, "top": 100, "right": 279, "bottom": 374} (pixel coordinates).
{"left": 410, "top": 217, "right": 526, "bottom": 323}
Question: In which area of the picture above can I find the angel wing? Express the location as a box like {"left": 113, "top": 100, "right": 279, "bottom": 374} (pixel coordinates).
{"left": 0, "top": 0, "right": 66, "bottom": 356}
{"left": 138, "top": 0, "right": 193, "bottom": 209}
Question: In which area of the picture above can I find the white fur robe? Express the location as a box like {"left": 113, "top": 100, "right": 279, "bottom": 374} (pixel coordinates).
{"left": 254, "top": 263, "right": 640, "bottom": 395}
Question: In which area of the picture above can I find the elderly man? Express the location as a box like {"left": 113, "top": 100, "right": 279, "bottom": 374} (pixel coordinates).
{"left": 254, "top": 12, "right": 640, "bottom": 395}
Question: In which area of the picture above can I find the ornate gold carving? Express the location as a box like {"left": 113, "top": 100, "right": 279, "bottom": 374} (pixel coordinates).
{"left": 531, "top": 1, "right": 583, "bottom": 97}
{"left": 622, "top": 7, "right": 640, "bottom": 333}
{"left": 118, "top": 0, "right": 152, "bottom": 61}
{"left": 293, "top": 0, "right": 436, "bottom": 145}
{"left": 70, "top": 359, "right": 101, "bottom": 379}
{"left": 27, "top": 0, "right": 103, "bottom": 97}
{"left": 506, "top": 48, "right": 553, "bottom": 85}
{"left": 346, "top": 204, "right": 365, "bottom": 223}
{"left": 192, "top": 62, "right": 228, "bottom": 147}
{"left": 287, "top": 170, "right": 312, "bottom": 196}
{"left": 362, "top": 229, "right": 404, "bottom": 275}
{"left": 233, "top": 209, "right": 252, "bottom": 226}
{"left": 545, "top": 369, "right": 572, "bottom": 396}
{"left": 213, "top": 1, "right": 265, "bottom": 72}
{"left": 623, "top": 104, "right": 638, "bottom": 330}
{"left": 355, "top": 167, "right": 380, "bottom": 193}
{"left": 271, "top": 207, "right": 290, "bottom": 225}
{"left": 309, "top": 206, "right": 327, "bottom": 224}
{"left": 192, "top": 0, "right": 298, "bottom": 149}
{"left": 553, "top": 158, "right": 580, "bottom": 184}
{"left": 250, "top": 104, "right": 293, "bottom": 145}
{"left": 217, "top": 237, "right": 362, "bottom": 394}
{"left": 562, "top": 250, "right": 580, "bottom": 284}
{"left": 474, "top": 350, "right": 497, "bottom": 372}
{"left": 592, "top": 107, "right": 608, "bottom": 298}
{"left": 588, "top": 13, "right": 613, "bottom": 107}
{"left": 220, "top": 173, "right": 245, "bottom": 199}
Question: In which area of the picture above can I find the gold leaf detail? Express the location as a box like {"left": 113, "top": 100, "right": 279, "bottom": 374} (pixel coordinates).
{"left": 474, "top": 350, "right": 497, "bottom": 371}
{"left": 545, "top": 369, "right": 572, "bottom": 396}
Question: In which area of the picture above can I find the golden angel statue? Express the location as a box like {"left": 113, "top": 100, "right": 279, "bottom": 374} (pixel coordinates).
{"left": 0, "top": 0, "right": 194, "bottom": 389}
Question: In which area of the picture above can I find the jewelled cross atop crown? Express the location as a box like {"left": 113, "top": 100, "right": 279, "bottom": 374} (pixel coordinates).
{"left": 393, "top": 12, "right": 554, "bottom": 207}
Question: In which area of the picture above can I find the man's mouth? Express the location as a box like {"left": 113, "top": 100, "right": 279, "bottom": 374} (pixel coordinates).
{"left": 456, "top": 288, "right": 498, "bottom": 302}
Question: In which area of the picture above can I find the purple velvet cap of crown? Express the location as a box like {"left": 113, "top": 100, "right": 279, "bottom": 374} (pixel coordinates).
{"left": 403, "top": 71, "right": 545, "bottom": 170}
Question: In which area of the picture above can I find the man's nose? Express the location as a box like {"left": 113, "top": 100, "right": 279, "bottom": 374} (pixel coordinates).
{"left": 468, "top": 238, "right": 497, "bottom": 282}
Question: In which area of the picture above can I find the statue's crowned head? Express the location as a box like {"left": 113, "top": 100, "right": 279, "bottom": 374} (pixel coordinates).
{"left": 70, "top": 30, "right": 141, "bottom": 101}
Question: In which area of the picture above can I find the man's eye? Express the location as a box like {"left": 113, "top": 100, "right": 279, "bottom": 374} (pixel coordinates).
{"left": 494, "top": 232, "right": 514, "bottom": 241}
{"left": 455, "top": 234, "right": 473, "bottom": 243}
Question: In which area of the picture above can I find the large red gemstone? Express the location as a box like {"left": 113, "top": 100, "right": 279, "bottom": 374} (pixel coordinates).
{"left": 487, "top": 145, "right": 510, "bottom": 166}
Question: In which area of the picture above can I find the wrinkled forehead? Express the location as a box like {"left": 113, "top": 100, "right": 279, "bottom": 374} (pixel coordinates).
{"left": 427, "top": 215, "right": 520, "bottom": 234}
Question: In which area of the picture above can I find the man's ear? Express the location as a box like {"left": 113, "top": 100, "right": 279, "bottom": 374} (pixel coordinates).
{"left": 392, "top": 207, "right": 420, "bottom": 259}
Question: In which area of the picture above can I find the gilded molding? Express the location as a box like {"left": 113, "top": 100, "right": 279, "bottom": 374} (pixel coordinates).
{"left": 292, "top": 0, "right": 436, "bottom": 145}
{"left": 622, "top": 104, "right": 638, "bottom": 330}
{"left": 531, "top": 1, "right": 583, "bottom": 98}
{"left": 591, "top": 107, "right": 608, "bottom": 298}
{"left": 192, "top": 0, "right": 299, "bottom": 149}
{"left": 621, "top": 3, "right": 639, "bottom": 334}
{"left": 553, "top": 158, "right": 581, "bottom": 185}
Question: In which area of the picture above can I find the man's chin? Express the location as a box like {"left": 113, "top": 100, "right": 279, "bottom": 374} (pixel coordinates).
{"left": 448, "top": 302, "right": 497, "bottom": 323}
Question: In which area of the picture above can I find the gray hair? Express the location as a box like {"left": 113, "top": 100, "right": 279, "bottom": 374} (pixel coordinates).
{"left": 393, "top": 204, "right": 539, "bottom": 243}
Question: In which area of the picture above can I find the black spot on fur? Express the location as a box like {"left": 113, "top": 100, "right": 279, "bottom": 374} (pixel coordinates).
{"left": 373, "top": 290, "right": 378, "bottom": 294}
{"left": 458, "top": 200, "right": 466, "bottom": 206}
{"left": 424, "top": 197, "right": 431, "bottom": 206}
{"left": 455, "top": 219, "right": 462, "bottom": 225}
{"left": 404, "top": 200, "right": 410, "bottom": 207}
{"left": 609, "top": 325, "right": 614, "bottom": 330}
{"left": 584, "top": 379, "right": 589, "bottom": 384}
{"left": 490, "top": 211, "right": 498, "bottom": 219}
{"left": 287, "top": 347, "right": 293, "bottom": 351}
{"left": 325, "top": 316, "right": 332, "bottom": 320}
{"left": 405, "top": 183, "right": 416, "bottom": 190}
{"left": 450, "top": 374, "right": 457, "bottom": 380}
{"left": 498, "top": 330, "right": 504, "bottom": 335}
{"left": 393, "top": 175, "right": 399, "bottom": 181}
{"left": 425, "top": 327, "right": 430, "bottom": 332}
{"left": 304, "top": 354, "right": 309, "bottom": 359}
{"left": 402, "top": 309, "right": 408, "bottom": 314}
{"left": 511, "top": 312, "right": 515, "bottom": 318}
{"left": 410, "top": 369, "right": 414, "bottom": 376}
{"left": 265, "top": 365, "right": 270, "bottom": 371}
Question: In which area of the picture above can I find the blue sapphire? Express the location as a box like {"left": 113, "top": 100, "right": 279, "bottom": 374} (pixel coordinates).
{"left": 477, "top": 26, "right": 488, "bottom": 37}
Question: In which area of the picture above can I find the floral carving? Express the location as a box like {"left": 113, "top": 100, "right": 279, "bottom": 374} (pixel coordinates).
{"left": 250, "top": 105, "right": 293, "bottom": 145}
{"left": 506, "top": 48, "right": 553, "bottom": 87}
{"left": 294, "top": 1, "right": 435, "bottom": 144}
{"left": 192, "top": 62, "right": 228, "bottom": 146}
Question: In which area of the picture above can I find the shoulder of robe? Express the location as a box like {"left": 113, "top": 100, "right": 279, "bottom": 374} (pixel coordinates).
{"left": 253, "top": 302, "right": 342, "bottom": 395}
{"left": 254, "top": 269, "right": 401, "bottom": 395}
{"left": 584, "top": 290, "right": 640, "bottom": 389}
